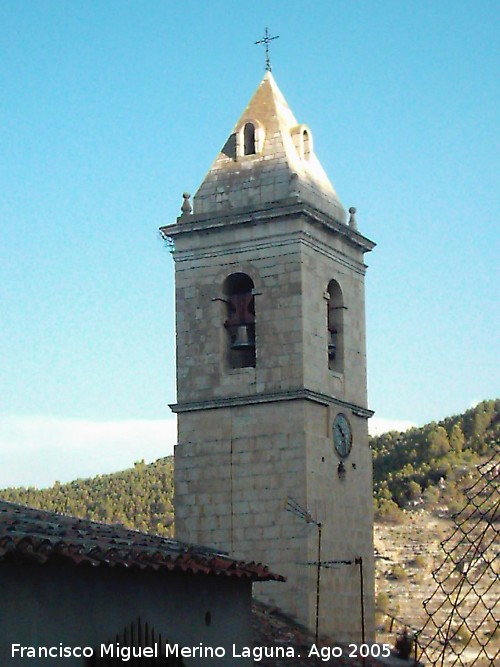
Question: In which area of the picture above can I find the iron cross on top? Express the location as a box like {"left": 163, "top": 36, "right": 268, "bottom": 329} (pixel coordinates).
{"left": 255, "top": 27, "right": 279, "bottom": 72}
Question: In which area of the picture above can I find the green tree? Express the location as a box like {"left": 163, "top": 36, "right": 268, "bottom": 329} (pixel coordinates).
{"left": 449, "top": 423, "right": 465, "bottom": 453}
{"left": 428, "top": 426, "right": 450, "bottom": 458}
{"left": 407, "top": 480, "right": 422, "bottom": 502}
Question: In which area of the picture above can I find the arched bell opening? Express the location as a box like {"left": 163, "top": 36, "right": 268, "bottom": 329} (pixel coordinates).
{"left": 222, "top": 272, "right": 256, "bottom": 369}
{"left": 327, "top": 279, "right": 344, "bottom": 373}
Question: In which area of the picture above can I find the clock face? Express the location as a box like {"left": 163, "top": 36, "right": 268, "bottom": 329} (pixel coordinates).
{"left": 333, "top": 413, "right": 352, "bottom": 458}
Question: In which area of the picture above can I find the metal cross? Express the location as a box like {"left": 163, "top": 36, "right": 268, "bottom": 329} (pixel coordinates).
{"left": 255, "top": 27, "right": 279, "bottom": 72}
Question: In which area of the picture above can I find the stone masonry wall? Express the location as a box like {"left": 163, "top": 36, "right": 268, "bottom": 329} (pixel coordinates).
{"left": 171, "top": 206, "right": 374, "bottom": 641}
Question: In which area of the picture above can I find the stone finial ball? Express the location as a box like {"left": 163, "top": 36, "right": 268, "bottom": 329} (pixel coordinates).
{"left": 349, "top": 207, "right": 356, "bottom": 214}
{"left": 183, "top": 192, "right": 191, "bottom": 199}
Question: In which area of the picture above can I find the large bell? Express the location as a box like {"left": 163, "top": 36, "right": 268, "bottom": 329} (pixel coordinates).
{"left": 231, "top": 325, "right": 253, "bottom": 350}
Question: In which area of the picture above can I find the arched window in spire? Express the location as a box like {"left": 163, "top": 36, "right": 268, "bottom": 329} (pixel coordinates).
{"left": 302, "top": 129, "right": 311, "bottom": 160}
{"left": 243, "top": 123, "right": 256, "bottom": 155}
{"left": 236, "top": 120, "right": 264, "bottom": 157}
{"left": 222, "top": 273, "right": 256, "bottom": 369}
{"left": 327, "top": 280, "right": 344, "bottom": 372}
{"left": 291, "top": 124, "right": 314, "bottom": 161}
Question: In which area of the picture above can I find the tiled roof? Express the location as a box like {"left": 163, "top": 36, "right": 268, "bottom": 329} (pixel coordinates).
{"left": 0, "top": 501, "right": 284, "bottom": 582}
{"left": 252, "top": 600, "right": 391, "bottom": 667}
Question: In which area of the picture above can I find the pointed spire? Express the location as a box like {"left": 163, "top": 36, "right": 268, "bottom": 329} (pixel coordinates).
{"left": 193, "top": 73, "right": 345, "bottom": 224}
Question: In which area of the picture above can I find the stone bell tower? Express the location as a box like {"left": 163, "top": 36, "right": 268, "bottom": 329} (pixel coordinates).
{"left": 160, "top": 72, "right": 376, "bottom": 642}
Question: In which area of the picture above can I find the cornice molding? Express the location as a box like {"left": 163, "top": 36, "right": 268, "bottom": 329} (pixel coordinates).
{"left": 170, "top": 388, "right": 374, "bottom": 419}
{"left": 168, "top": 229, "right": 367, "bottom": 275}
{"left": 160, "top": 199, "right": 376, "bottom": 254}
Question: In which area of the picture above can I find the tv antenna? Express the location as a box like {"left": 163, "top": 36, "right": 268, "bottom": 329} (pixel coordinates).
{"left": 285, "top": 497, "right": 322, "bottom": 643}
{"left": 286, "top": 497, "right": 366, "bottom": 653}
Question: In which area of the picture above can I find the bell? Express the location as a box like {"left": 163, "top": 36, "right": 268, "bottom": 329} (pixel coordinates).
{"left": 231, "top": 325, "right": 253, "bottom": 349}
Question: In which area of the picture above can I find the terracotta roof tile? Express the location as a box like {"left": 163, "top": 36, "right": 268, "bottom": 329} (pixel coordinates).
{"left": 0, "top": 500, "right": 284, "bottom": 582}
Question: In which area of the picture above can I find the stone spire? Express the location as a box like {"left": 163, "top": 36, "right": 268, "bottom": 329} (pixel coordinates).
{"left": 192, "top": 72, "right": 346, "bottom": 224}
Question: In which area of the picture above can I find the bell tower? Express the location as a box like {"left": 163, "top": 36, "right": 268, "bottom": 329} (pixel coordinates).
{"left": 161, "top": 72, "right": 376, "bottom": 642}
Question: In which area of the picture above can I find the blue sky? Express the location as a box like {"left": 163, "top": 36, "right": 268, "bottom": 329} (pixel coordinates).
{"left": 1, "top": 1, "right": 498, "bottom": 487}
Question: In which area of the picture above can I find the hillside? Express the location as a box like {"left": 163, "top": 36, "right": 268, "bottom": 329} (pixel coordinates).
{"left": 1, "top": 400, "right": 498, "bottom": 533}
{"left": 0, "top": 457, "right": 174, "bottom": 535}
{"left": 371, "top": 399, "right": 499, "bottom": 520}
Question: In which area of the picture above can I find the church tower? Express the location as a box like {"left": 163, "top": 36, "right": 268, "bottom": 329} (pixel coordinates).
{"left": 161, "top": 72, "right": 376, "bottom": 642}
